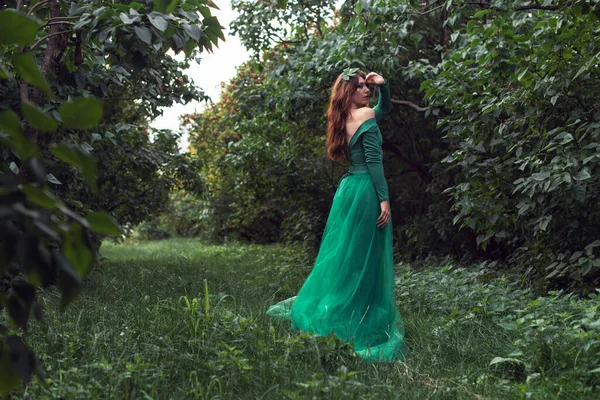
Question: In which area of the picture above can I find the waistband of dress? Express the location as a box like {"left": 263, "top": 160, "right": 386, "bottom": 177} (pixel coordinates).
{"left": 348, "top": 165, "right": 369, "bottom": 174}
{"left": 341, "top": 167, "right": 370, "bottom": 180}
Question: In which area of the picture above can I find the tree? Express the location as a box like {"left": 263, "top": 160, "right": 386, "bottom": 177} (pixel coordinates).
{"left": 0, "top": 0, "right": 224, "bottom": 394}
{"left": 423, "top": 0, "right": 600, "bottom": 287}
{"left": 198, "top": 0, "right": 600, "bottom": 288}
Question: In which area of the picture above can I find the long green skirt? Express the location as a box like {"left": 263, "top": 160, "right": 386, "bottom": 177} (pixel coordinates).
{"left": 266, "top": 171, "right": 407, "bottom": 362}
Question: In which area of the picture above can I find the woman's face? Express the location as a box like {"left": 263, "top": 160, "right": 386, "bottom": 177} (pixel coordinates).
{"left": 351, "top": 76, "right": 371, "bottom": 107}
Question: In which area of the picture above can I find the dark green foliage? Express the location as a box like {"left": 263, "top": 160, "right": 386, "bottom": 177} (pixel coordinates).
{"left": 422, "top": 0, "right": 600, "bottom": 287}
{"left": 191, "top": 0, "right": 600, "bottom": 288}
{"left": 194, "top": 0, "right": 471, "bottom": 259}
{"left": 0, "top": 0, "right": 224, "bottom": 394}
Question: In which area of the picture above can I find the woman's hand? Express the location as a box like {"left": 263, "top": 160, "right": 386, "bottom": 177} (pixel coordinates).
{"left": 365, "top": 72, "right": 385, "bottom": 86}
{"left": 377, "top": 200, "right": 391, "bottom": 228}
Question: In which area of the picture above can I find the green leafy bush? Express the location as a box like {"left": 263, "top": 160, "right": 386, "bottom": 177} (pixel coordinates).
{"left": 423, "top": 0, "right": 600, "bottom": 286}
{"left": 1, "top": 0, "right": 224, "bottom": 394}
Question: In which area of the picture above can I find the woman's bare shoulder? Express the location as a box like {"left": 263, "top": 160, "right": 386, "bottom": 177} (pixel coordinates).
{"left": 354, "top": 107, "right": 375, "bottom": 123}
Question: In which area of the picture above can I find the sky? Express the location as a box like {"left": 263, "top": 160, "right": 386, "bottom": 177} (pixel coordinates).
{"left": 150, "top": 0, "right": 251, "bottom": 152}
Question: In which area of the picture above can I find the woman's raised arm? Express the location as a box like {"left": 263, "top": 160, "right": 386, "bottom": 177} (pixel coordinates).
{"left": 373, "top": 80, "right": 391, "bottom": 121}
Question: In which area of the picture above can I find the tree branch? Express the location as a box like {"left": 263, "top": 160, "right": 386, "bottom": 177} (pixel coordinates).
{"left": 27, "top": 0, "right": 51, "bottom": 15}
{"left": 382, "top": 140, "right": 433, "bottom": 183}
{"left": 20, "top": 81, "right": 29, "bottom": 103}
{"left": 514, "top": 4, "right": 560, "bottom": 11}
{"left": 30, "top": 0, "right": 64, "bottom": 146}
{"left": 47, "top": 16, "right": 80, "bottom": 21}
{"left": 391, "top": 99, "right": 431, "bottom": 112}
{"left": 42, "top": 21, "right": 76, "bottom": 28}
{"left": 29, "top": 29, "right": 76, "bottom": 52}
{"left": 17, "top": 0, "right": 31, "bottom": 143}
{"left": 440, "top": 7, "right": 447, "bottom": 50}
{"left": 40, "top": 16, "right": 80, "bottom": 29}
{"left": 419, "top": 4, "right": 444, "bottom": 15}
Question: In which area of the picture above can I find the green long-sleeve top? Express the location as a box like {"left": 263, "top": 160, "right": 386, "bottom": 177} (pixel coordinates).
{"left": 347, "top": 81, "right": 391, "bottom": 202}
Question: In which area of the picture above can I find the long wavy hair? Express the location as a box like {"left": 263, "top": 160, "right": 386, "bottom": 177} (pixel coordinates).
{"left": 326, "top": 70, "right": 366, "bottom": 161}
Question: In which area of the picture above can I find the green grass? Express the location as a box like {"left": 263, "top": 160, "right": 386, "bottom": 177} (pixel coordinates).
{"left": 13, "top": 238, "right": 600, "bottom": 399}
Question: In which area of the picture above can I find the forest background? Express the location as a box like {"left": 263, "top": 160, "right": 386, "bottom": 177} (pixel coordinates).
{"left": 175, "top": 0, "right": 600, "bottom": 291}
{"left": 1, "top": 0, "right": 599, "bottom": 397}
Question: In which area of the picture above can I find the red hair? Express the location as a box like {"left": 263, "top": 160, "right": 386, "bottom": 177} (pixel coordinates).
{"left": 326, "top": 70, "right": 366, "bottom": 161}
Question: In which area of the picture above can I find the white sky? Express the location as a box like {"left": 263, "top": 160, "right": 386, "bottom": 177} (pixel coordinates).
{"left": 150, "top": 0, "right": 251, "bottom": 152}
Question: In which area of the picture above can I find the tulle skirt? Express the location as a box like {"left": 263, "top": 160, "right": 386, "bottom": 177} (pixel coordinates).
{"left": 267, "top": 172, "right": 407, "bottom": 362}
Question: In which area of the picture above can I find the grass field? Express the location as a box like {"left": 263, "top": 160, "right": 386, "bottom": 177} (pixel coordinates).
{"left": 14, "top": 238, "right": 599, "bottom": 399}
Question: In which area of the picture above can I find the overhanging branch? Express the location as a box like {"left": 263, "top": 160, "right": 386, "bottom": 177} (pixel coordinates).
{"left": 514, "top": 4, "right": 560, "bottom": 11}
{"left": 27, "top": 0, "right": 50, "bottom": 15}
{"left": 391, "top": 99, "right": 431, "bottom": 112}
{"left": 29, "top": 29, "right": 76, "bottom": 51}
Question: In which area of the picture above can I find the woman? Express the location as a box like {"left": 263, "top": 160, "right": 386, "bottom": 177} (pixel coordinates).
{"left": 267, "top": 70, "right": 407, "bottom": 363}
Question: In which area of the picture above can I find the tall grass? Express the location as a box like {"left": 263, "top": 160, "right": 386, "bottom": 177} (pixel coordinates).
{"left": 12, "top": 238, "right": 599, "bottom": 399}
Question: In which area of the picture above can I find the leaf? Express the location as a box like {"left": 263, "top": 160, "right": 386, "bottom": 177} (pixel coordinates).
{"left": 574, "top": 61, "right": 591, "bottom": 80}
{"left": 0, "top": 109, "right": 36, "bottom": 159}
{"left": 205, "top": 0, "right": 220, "bottom": 9}
{"left": 489, "top": 356, "right": 524, "bottom": 366}
{"left": 148, "top": 12, "right": 168, "bottom": 32}
{"left": 134, "top": 26, "right": 152, "bottom": 44}
{"left": 555, "top": 132, "right": 573, "bottom": 144}
{"left": 277, "top": 0, "right": 288, "bottom": 9}
{"left": 0, "top": 109, "right": 23, "bottom": 138}
{"left": 171, "top": 33, "right": 184, "bottom": 50}
{"left": 497, "top": 322, "right": 517, "bottom": 330}
{"left": 46, "top": 174, "right": 62, "bottom": 185}
{"left": 52, "top": 250, "right": 83, "bottom": 311}
{"left": 574, "top": 168, "right": 591, "bottom": 181}
{"left": 50, "top": 142, "right": 97, "bottom": 191}
{"left": 85, "top": 211, "right": 123, "bottom": 235}
{"left": 532, "top": 171, "right": 551, "bottom": 181}
{"left": 21, "top": 101, "right": 58, "bottom": 132}
{"left": 20, "top": 185, "right": 59, "bottom": 209}
{"left": 0, "top": 10, "right": 41, "bottom": 46}
{"left": 182, "top": 22, "right": 202, "bottom": 41}
{"left": 11, "top": 53, "right": 53, "bottom": 97}
{"left": 80, "top": 141, "right": 94, "bottom": 153}
{"left": 88, "top": 134, "right": 100, "bottom": 145}
{"left": 129, "top": 2, "right": 145, "bottom": 11}
{"left": 154, "top": 0, "right": 180, "bottom": 13}
{"left": 58, "top": 97, "right": 103, "bottom": 130}
{"left": 21, "top": 157, "right": 45, "bottom": 185}
{"left": 517, "top": 67, "right": 529, "bottom": 82}
{"left": 62, "top": 223, "right": 93, "bottom": 279}
{"left": 538, "top": 216, "right": 552, "bottom": 231}
{"left": 473, "top": 9, "right": 492, "bottom": 19}
{"left": 119, "top": 12, "right": 140, "bottom": 24}
{"left": 0, "top": 346, "right": 23, "bottom": 397}
{"left": 582, "top": 154, "right": 598, "bottom": 165}
{"left": 0, "top": 61, "right": 13, "bottom": 80}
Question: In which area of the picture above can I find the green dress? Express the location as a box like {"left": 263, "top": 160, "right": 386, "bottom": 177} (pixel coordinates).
{"left": 266, "top": 82, "right": 407, "bottom": 363}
